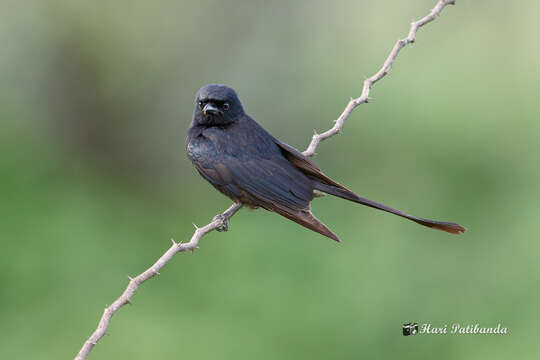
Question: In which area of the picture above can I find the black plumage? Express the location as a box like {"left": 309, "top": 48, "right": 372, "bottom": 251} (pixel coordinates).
{"left": 186, "top": 84, "right": 465, "bottom": 241}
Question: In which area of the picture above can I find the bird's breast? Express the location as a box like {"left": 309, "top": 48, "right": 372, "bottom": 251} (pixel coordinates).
{"left": 186, "top": 135, "right": 214, "bottom": 163}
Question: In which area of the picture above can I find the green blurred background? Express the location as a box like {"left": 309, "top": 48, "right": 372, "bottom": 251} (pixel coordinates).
{"left": 1, "top": 0, "right": 538, "bottom": 358}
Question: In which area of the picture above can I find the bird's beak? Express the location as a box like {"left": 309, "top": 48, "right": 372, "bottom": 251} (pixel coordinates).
{"left": 203, "top": 103, "right": 221, "bottom": 116}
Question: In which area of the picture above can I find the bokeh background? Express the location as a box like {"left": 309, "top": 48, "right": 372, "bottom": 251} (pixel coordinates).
{"left": 1, "top": 0, "right": 538, "bottom": 359}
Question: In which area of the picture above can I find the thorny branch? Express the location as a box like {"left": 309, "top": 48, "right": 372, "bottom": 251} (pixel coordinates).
{"left": 74, "top": 1, "right": 456, "bottom": 359}
{"left": 74, "top": 203, "right": 242, "bottom": 360}
{"left": 304, "top": 0, "right": 455, "bottom": 156}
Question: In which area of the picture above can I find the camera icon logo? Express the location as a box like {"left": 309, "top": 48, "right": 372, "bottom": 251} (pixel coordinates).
{"left": 403, "top": 322, "right": 419, "bottom": 336}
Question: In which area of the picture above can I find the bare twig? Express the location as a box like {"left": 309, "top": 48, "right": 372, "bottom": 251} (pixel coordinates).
{"left": 74, "top": 1, "right": 455, "bottom": 358}
{"left": 303, "top": 0, "right": 456, "bottom": 156}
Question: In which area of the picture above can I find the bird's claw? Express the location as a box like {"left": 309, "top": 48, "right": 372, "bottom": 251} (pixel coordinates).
{"left": 213, "top": 214, "right": 229, "bottom": 232}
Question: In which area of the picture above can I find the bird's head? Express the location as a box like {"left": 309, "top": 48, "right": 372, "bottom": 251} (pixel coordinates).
{"left": 192, "top": 84, "right": 244, "bottom": 126}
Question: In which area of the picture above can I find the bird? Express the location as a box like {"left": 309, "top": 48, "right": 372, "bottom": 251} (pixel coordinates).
{"left": 186, "top": 84, "right": 465, "bottom": 241}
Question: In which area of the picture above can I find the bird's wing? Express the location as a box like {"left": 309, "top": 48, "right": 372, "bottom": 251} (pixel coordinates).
{"left": 196, "top": 154, "right": 314, "bottom": 211}
{"left": 272, "top": 138, "right": 349, "bottom": 190}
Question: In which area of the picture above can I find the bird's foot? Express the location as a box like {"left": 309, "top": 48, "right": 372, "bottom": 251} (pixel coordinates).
{"left": 212, "top": 213, "right": 229, "bottom": 232}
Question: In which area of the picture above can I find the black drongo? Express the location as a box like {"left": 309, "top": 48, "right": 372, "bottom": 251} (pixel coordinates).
{"left": 186, "top": 84, "right": 465, "bottom": 241}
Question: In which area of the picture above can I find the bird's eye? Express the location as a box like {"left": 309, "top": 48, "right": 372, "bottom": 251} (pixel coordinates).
{"left": 198, "top": 101, "right": 204, "bottom": 109}
{"left": 223, "top": 103, "right": 230, "bottom": 111}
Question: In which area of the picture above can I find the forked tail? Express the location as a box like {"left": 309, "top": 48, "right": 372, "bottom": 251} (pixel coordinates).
{"left": 314, "top": 183, "right": 465, "bottom": 234}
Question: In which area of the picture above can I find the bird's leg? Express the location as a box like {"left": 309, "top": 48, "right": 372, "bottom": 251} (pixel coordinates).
{"left": 213, "top": 213, "right": 229, "bottom": 232}
{"left": 213, "top": 202, "right": 243, "bottom": 232}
